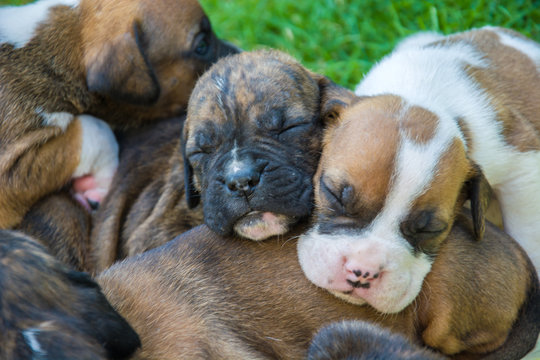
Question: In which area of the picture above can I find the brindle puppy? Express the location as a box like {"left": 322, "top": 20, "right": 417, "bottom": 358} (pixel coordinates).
{"left": 0, "top": 230, "right": 140, "bottom": 359}
{"left": 182, "top": 49, "right": 355, "bottom": 241}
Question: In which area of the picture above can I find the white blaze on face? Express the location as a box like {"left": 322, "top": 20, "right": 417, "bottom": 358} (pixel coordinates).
{"left": 0, "top": 0, "right": 79, "bottom": 48}
{"left": 299, "top": 97, "right": 460, "bottom": 314}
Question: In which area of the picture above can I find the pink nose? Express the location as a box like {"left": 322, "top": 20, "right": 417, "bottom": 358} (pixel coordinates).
{"left": 344, "top": 259, "right": 383, "bottom": 289}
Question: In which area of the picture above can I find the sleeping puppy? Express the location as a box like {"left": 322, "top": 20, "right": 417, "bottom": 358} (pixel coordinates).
{"left": 89, "top": 117, "right": 204, "bottom": 273}
{"left": 0, "top": 230, "right": 140, "bottom": 359}
{"left": 182, "top": 49, "right": 354, "bottom": 240}
{"left": 97, "top": 213, "right": 539, "bottom": 359}
{"left": 0, "top": 0, "right": 238, "bottom": 228}
{"left": 307, "top": 320, "right": 444, "bottom": 360}
{"left": 297, "top": 27, "right": 540, "bottom": 316}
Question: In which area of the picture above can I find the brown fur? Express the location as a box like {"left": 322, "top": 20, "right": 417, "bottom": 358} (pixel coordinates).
{"left": 97, "top": 213, "right": 539, "bottom": 359}
{"left": 402, "top": 106, "right": 439, "bottom": 144}
{"left": 450, "top": 30, "right": 540, "bottom": 152}
{"left": 90, "top": 117, "right": 203, "bottom": 273}
{"left": 0, "top": 0, "right": 237, "bottom": 229}
{"left": 317, "top": 95, "right": 402, "bottom": 222}
{"left": 17, "top": 191, "right": 92, "bottom": 271}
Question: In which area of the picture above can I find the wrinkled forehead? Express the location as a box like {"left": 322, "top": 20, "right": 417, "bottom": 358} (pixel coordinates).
{"left": 186, "top": 51, "right": 320, "bottom": 131}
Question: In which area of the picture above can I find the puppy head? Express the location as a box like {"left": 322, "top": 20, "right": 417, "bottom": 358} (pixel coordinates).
{"left": 81, "top": 0, "right": 239, "bottom": 126}
{"left": 182, "top": 50, "right": 354, "bottom": 240}
{"left": 298, "top": 95, "right": 491, "bottom": 313}
{"left": 307, "top": 320, "right": 444, "bottom": 360}
{"left": 0, "top": 230, "right": 140, "bottom": 359}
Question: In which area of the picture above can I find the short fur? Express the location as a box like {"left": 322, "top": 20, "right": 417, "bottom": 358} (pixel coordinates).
{"left": 0, "top": 0, "right": 238, "bottom": 228}
{"left": 90, "top": 117, "right": 204, "bottom": 272}
{"left": 0, "top": 230, "right": 140, "bottom": 359}
{"left": 298, "top": 27, "right": 540, "bottom": 317}
{"left": 182, "top": 50, "right": 356, "bottom": 240}
{"left": 307, "top": 320, "right": 445, "bottom": 360}
{"left": 97, "top": 213, "right": 539, "bottom": 359}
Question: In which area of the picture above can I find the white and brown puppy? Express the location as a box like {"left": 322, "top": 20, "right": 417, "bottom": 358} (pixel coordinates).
{"left": 298, "top": 27, "right": 540, "bottom": 315}
{"left": 0, "top": 0, "right": 238, "bottom": 228}
{"left": 97, "top": 213, "right": 539, "bottom": 359}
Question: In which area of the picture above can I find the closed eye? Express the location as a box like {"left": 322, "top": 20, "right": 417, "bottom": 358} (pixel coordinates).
{"left": 400, "top": 211, "right": 448, "bottom": 244}
{"left": 279, "top": 122, "right": 310, "bottom": 134}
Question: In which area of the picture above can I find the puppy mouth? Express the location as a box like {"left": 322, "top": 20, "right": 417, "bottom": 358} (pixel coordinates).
{"left": 233, "top": 211, "right": 296, "bottom": 241}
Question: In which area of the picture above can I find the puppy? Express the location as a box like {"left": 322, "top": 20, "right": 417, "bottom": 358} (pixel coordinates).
{"left": 182, "top": 49, "right": 354, "bottom": 240}
{"left": 0, "top": 230, "right": 140, "bottom": 359}
{"left": 307, "top": 320, "right": 444, "bottom": 360}
{"left": 97, "top": 213, "right": 539, "bottom": 359}
{"left": 297, "top": 27, "right": 540, "bottom": 316}
{"left": 0, "top": 0, "right": 238, "bottom": 228}
{"left": 90, "top": 117, "right": 204, "bottom": 273}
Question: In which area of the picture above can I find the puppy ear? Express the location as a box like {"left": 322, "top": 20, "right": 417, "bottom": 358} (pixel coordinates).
{"left": 314, "top": 74, "right": 357, "bottom": 124}
{"left": 181, "top": 123, "right": 200, "bottom": 209}
{"left": 85, "top": 21, "right": 160, "bottom": 105}
{"left": 465, "top": 164, "right": 493, "bottom": 241}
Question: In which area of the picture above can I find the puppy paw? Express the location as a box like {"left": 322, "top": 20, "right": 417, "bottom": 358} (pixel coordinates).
{"left": 71, "top": 175, "right": 110, "bottom": 211}
{"left": 71, "top": 115, "right": 119, "bottom": 209}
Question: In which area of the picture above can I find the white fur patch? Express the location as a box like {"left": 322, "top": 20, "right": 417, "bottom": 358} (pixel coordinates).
{"left": 297, "top": 226, "right": 432, "bottom": 314}
{"left": 22, "top": 328, "right": 47, "bottom": 357}
{"left": 73, "top": 114, "right": 119, "bottom": 190}
{"left": 0, "top": 0, "right": 78, "bottom": 48}
{"left": 36, "top": 107, "right": 74, "bottom": 131}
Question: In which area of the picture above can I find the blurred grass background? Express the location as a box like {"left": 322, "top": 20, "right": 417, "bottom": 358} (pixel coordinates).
{"left": 2, "top": 0, "right": 539, "bottom": 88}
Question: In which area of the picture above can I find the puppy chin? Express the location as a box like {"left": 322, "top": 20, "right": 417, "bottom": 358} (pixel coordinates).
{"left": 233, "top": 211, "right": 294, "bottom": 241}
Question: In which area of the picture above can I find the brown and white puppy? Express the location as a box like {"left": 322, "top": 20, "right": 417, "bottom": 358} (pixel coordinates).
{"left": 298, "top": 27, "right": 540, "bottom": 315}
{"left": 97, "top": 213, "right": 539, "bottom": 359}
{"left": 0, "top": 230, "right": 140, "bottom": 359}
{"left": 182, "top": 50, "right": 353, "bottom": 240}
{"left": 0, "top": 0, "right": 238, "bottom": 228}
{"left": 307, "top": 320, "right": 444, "bottom": 360}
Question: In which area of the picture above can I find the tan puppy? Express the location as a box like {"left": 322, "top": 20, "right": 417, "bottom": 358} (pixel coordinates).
{"left": 298, "top": 27, "right": 540, "bottom": 317}
{"left": 0, "top": 0, "right": 238, "bottom": 228}
{"left": 97, "top": 215, "right": 539, "bottom": 359}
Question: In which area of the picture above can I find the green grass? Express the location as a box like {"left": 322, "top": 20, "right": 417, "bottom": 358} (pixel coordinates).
{"left": 2, "top": 0, "right": 539, "bottom": 88}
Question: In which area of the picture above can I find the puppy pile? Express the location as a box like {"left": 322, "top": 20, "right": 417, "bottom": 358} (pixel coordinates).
{"left": 1, "top": 0, "right": 539, "bottom": 358}
{"left": 0, "top": 0, "right": 237, "bottom": 228}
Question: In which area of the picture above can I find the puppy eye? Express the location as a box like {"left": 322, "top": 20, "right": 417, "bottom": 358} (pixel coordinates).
{"left": 400, "top": 211, "right": 447, "bottom": 242}
{"left": 193, "top": 33, "right": 210, "bottom": 56}
{"left": 320, "top": 176, "right": 354, "bottom": 214}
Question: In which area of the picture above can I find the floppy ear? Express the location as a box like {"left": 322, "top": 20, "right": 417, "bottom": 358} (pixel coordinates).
{"left": 181, "top": 123, "right": 200, "bottom": 209}
{"left": 465, "top": 164, "right": 493, "bottom": 241}
{"left": 85, "top": 21, "right": 160, "bottom": 105}
{"left": 313, "top": 74, "right": 358, "bottom": 124}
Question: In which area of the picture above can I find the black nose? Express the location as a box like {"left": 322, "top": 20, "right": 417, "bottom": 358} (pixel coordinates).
{"left": 225, "top": 167, "right": 260, "bottom": 194}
